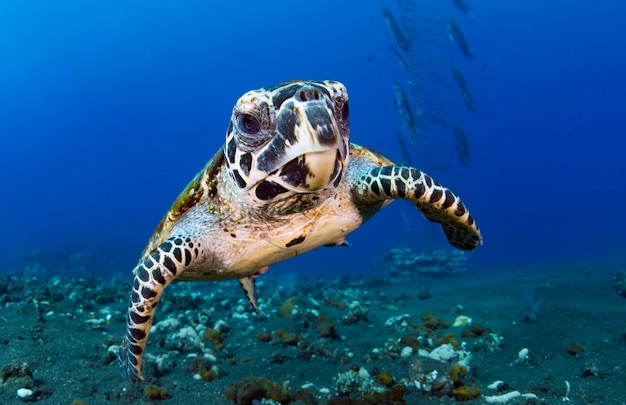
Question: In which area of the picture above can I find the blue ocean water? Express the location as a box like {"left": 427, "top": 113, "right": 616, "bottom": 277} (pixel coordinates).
{"left": 1, "top": 0, "right": 625, "bottom": 279}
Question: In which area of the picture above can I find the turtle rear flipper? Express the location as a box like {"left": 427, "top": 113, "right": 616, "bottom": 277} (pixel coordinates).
{"left": 238, "top": 271, "right": 265, "bottom": 314}
{"left": 119, "top": 235, "right": 198, "bottom": 382}
{"left": 356, "top": 165, "right": 482, "bottom": 250}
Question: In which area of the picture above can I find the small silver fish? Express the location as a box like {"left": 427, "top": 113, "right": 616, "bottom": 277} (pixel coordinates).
{"left": 447, "top": 18, "right": 473, "bottom": 59}
{"left": 451, "top": 0, "right": 471, "bottom": 16}
{"left": 452, "top": 68, "right": 479, "bottom": 114}
{"left": 383, "top": 9, "right": 412, "bottom": 52}
{"left": 393, "top": 82, "right": 420, "bottom": 140}
{"left": 454, "top": 122, "right": 471, "bottom": 167}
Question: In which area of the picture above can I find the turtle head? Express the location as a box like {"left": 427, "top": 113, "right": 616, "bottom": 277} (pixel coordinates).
{"left": 224, "top": 80, "right": 350, "bottom": 203}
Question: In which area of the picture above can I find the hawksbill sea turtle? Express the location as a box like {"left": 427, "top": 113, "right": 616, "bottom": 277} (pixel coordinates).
{"left": 119, "top": 80, "right": 482, "bottom": 382}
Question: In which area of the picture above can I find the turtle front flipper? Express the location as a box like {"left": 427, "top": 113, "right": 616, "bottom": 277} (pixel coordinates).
{"left": 356, "top": 165, "right": 482, "bottom": 250}
{"left": 119, "top": 235, "right": 197, "bottom": 382}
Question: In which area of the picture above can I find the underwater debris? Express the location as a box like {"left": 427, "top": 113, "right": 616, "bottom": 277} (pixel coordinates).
{"left": 460, "top": 323, "right": 491, "bottom": 338}
{"left": 422, "top": 343, "right": 458, "bottom": 362}
{"left": 385, "top": 313, "right": 410, "bottom": 327}
{"left": 516, "top": 348, "right": 530, "bottom": 363}
{"left": 0, "top": 362, "right": 33, "bottom": 386}
{"left": 383, "top": 9, "right": 412, "bottom": 52}
{"left": 447, "top": 18, "right": 473, "bottom": 59}
{"left": 406, "top": 329, "right": 483, "bottom": 399}
{"left": 562, "top": 380, "right": 571, "bottom": 401}
{"left": 580, "top": 364, "right": 600, "bottom": 378}
{"left": 484, "top": 390, "right": 538, "bottom": 403}
{"left": 341, "top": 301, "right": 369, "bottom": 325}
{"left": 225, "top": 376, "right": 289, "bottom": 404}
{"left": 273, "top": 329, "right": 303, "bottom": 346}
{"left": 453, "top": 123, "right": 471, "bottom": 167}
{"left": 17, "top": 388, "right": 33, "bottom": 400}
{"left": 188, "top": 356, "right": 224, "bottom": 382}
{"left": 566, "top": 342, "right": 585, "bottom": 356}
{"left": 451, "top": 384, "right": 480, "bottom": 401}
{"left": 335, "top": 367, "right": 395, "bottom": 399}
{"left": 421, "top": 312, "right": 450, "bottom": 331}
{"left": 452, "top": 68, "right": 479, "bottom": 114}
{"left": 435, "top": 334, "right": 461, "bottom": 351}
{"left": 384, "top": 247, "right": 467, "bottom": 281}
{"left": 452, "top": 315, "right": 471, "bottom": 327}
{"left": 0, "top": 361, "right": 51, "bottom": 402}
{"left": 484, "top": 390, "right": 521, "bottom": 403}
{"left": 417, "top": 285, "right": 432, "bottom": 300}
{"left": 280, "top": 296, "right": 299, "bottom": 318}
{"left": 316, "top": 314, "right": 339, "bottom": 338}
{"left": 486, "top": 380, "right": 505, "bottom": 391}
{"left": 256, "top": 330, "right": 272, "bottom": 342}
{"left": 143, "top": 384, "right": 169, "bottom": 400}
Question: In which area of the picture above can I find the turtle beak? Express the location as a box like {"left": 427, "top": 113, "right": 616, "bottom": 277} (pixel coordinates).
{"left": 274, "top": 88, "right": 347, "bottom": 191}
{"left": 299, "top": 149, "right": 342, "bottom": 191}
{"left": 277, "top": 148, "right": 343, "bottom": 192}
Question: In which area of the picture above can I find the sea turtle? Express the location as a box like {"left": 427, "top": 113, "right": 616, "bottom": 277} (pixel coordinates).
{"left": 119, "top": 80, "right": 482, "bottom": 382}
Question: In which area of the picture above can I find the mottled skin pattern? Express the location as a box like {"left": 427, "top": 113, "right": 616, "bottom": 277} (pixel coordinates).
{"left": 119, "top": 80, "right": 482, "bottom": 382}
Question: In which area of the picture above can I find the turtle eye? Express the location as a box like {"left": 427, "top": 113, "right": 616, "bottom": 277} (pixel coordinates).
{"left": 237, "top": 113, "right": 261, "bottom": 135}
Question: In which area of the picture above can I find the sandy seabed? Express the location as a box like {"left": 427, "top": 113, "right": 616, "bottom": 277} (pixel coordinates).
{"left": 0, "top": 261, "right": 624, "bottom": 405}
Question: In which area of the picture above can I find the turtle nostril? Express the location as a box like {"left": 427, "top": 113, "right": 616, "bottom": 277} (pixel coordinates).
{"left": 296, "top": 87, "right": 321, "bottom": 102}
